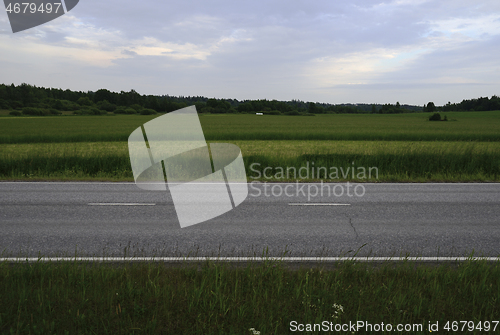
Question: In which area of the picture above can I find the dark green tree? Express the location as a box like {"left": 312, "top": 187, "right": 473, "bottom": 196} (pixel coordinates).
{"left": 94, "top": 89, "right": 114, "bottom": 103}
{"left": 77, "top": 97, "right": 93, "bottom": 106}
{"left": 426, "top": 102, "right": 436, "bottom": 113}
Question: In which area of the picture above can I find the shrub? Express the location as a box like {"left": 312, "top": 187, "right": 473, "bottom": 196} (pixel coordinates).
{"left": 429, "top": 113, "right": 442, "bottom": 121}
{"left": 77, "top": 107, "right": 105, "bottom": 115}
{"left": 0, "top": 99, "right": 10, "bottom": 109}
{"left": 9, "top": 111, "right": 22, "bottom": 116}
{"left": 10, "top": 101, "right": 24, "bottom": 109}
{"left": 22, "top": 107, "right": 50, "bottom": 116}
{"left": 52, "top": 99, "right": 64, "bottom": 110}
{"left": 285, "top": 110, "right": 301, "bottom": 116}
{"left": 140, "top": 108, "right": 157, "bottom": 115}
{"left": 62, "top": 100, "right": 81, "bottom": 111}
{"left": 200, "top": 107, "right": 215, "bottom": 114}
{"left": 114, "top": 107, "right": 127, "bottom": 114}
{"left": 76, "top": 97, "right": 93, "bottom": 106}
{"left": 125, "top": 108, "right": 137, "bottom": 114}
{"left": 267, "top": 110, "right": 282, "bottom": 115}
{"left": 88, "top": 108, "right": 105, "bottom": 115}
{"left": 49, "top": 108, "right": 62, "bottom": 115}
{"left": 130, "top": 104, "right": 143, "bottom": 112}
{"left": 96, "top": 100, "right": 117, "bottom": 112}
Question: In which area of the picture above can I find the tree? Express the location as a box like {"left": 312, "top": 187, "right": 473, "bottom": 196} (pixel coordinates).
{"left": 145, "top": 95, "right": 160, "bottom": 112}
{"left": 94, "top": 89, "right": 114, "bottom": 103}
{"left": 77, "top": 97, "right": 93, "bottom": 106}
{"left": 53, "top": 99, "right": 64, "bottom": 110}
{"left": 426, "top": 102, "right": 436, "bottom": 113}
{"left": 96, "top": 100, "right": 116, "bottom": 112}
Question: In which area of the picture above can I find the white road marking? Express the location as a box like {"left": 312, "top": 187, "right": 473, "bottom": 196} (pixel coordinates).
{"left": 289, "top": 203, "right": 351, "bottom": 206}
{"left": 88, "top": 203, "right": 156, "bottom": 206}
{"left": 2, "top": 257, "right": 499, "bottom": 263}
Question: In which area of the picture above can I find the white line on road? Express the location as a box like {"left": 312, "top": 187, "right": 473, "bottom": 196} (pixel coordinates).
{"left": 88, "top": 203, "right": 156, "bottom": 206}
{"left": 2, "top": 257, "right": 499, "bottom": 263}
{"left": 289, "top": 203, "right": 351, "bottom": 206}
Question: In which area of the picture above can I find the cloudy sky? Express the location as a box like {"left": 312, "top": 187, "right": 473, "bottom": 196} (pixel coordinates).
{"left": 1, "top": 0, "right": 499, "bottom": 105}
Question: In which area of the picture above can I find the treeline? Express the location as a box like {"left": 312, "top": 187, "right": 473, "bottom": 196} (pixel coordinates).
{"left": 0, "top": 83, "right": 498, "bottom": 116}
{"left": 441, "top": 96, "right": 500, "bottom": 112}
{"left": 0, "top": 83, "right": 424, "bottom": 116}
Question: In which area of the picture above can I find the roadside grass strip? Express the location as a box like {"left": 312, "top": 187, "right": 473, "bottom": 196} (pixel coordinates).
{"left": 1, "top": 256, "right": 499, "bottom": 334}
{"left": 1, "top": 141, "right": 499, "bottom": 182}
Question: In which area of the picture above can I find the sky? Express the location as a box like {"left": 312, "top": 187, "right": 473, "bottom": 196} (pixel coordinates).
{"left": 1, "top": 0, "right": 499, "bottom": 106}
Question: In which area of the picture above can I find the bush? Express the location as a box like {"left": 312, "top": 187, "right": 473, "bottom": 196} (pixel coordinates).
{"left": 200, "top": 107, "right": 215, "bottom": 114}
{"left": 429, "top": 113, "right": 442, "bottom": 121}
{"left": 62, "top": 100, "right": 81, "bottom": 111}
{"left": 88, "top": 108, "right": 105, "bottom": 115}
{"left": 140, "top": 108, "right": 157, "bottom": 115}
{"left": 130, "top": 104, "right": 143, "bottom": 112}
{"left": 76, "top": 97, "right": 93, "bottom": 106}
{"left": 285, "top": 110, "right": 301, "bottom": 116}
{"left": 125, "top": 108, "right": 137, "bottom": 114}
{"left": 266, "top": 110, "right": 282, "bottom": 115}
{"left": 76, "top": 108, "right": 105, "bottom": 115}
{"left": 114, "top": 107, "right": 127, "bottom": 114}
{"left": 52, "top": 99, "right": 64, "bottom": 110}
{"left": 0, "top": 99, "right": 10, "bottom": 109}
{"left": 9, "top": 110, "right": 22, "bottom": 116}
{"left": 10, "top": 101, "right": 24, "bottom": 109}
{"left": 96, "top": 100, "right": 117, "bottom": 112}
{"left": 49, "top": 108, "right": 62, "bottom": 115}
{"left": 22, "top": 107, "right": 49, "bottom": 116}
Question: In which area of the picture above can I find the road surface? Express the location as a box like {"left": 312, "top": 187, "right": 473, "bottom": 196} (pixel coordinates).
{"left": 1, "top": 182, "right": 499, "bottom": 259}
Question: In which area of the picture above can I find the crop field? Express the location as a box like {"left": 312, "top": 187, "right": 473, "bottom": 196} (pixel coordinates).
{"left": 1, "top": 111, "right": 500, "bottom": 143}
{"left": 0, "top": 111, "right": 499, "bottom": 181}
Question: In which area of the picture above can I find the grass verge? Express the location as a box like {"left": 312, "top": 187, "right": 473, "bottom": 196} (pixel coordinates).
{"left": 1, "top": 141, "right": 499, "bottom": 182}
{"left": 1, "top": 258, "right": 499, "bottom": 334}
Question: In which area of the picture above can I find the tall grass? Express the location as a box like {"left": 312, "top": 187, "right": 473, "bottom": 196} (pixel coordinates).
{"left": 0, "top": 258, "right": 499, "bottom": 334}
{"left": 1, "top": 141, "right": 499, "bottom": 181}
{"left": 1, "top": 112, "right": 500, "bottom": 143}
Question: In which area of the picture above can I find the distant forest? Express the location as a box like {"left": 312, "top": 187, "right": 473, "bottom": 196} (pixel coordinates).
{"left": 0, "top": 83, "right": 498, "bottom": 116}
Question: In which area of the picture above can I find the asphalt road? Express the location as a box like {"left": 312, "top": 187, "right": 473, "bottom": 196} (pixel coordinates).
{"left": 1, "top": 182, "right": 499, "bottom": 258}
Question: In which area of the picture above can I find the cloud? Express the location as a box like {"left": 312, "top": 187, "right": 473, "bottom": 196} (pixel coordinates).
{"left": 0, "top": 0, "right": 498, "bottom": 104}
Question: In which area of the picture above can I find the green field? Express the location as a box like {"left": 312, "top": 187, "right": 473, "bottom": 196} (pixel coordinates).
{"left": 1, "top": 258, "right": 499, "bottom": 334}
{"left": 0, "top": 111, "right": 499, "bottom": 181}
{"left": 1, "top": 111, "right": 500, "bottom": 143}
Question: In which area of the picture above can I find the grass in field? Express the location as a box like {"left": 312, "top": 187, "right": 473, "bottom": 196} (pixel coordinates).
{"left": 1, "top": 141, "right": 499, "bottom": 182}
{"left": 1, "top": 112, "right": 500, "bottom": 143}
{"left": 0, "top": 258, "right": 499, "bottom": 334}
{"left": 1, "top": 112, "right": 498, "bottom": 182}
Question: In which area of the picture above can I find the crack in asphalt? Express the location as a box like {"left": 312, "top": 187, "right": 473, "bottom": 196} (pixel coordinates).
{"left": 343, "top": 213, "right": 359, "bottom": 239}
